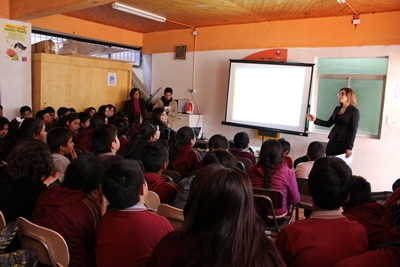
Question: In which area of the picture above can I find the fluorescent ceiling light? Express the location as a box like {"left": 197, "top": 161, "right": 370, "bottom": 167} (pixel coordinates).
{"left": 112, "top": 2, "right": 166, "bottom": 22}
{"left": 337, "top": 0, "right": 346, "bottom": 3}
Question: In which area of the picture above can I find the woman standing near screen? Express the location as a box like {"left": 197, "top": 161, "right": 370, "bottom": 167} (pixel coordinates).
{"left": 306, "top": 87, "right": 360, "bottom": 158}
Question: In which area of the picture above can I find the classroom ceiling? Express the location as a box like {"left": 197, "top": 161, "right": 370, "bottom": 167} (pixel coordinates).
{"left": 9, "top": 0, "right": 400, "bottom": 34}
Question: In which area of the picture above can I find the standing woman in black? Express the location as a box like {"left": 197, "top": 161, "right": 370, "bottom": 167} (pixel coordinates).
{"left": 306, "top": 87, "right": 360, "bottom": 158}
{"left": 123, "top": 88, "right": 147, "bottom": 137}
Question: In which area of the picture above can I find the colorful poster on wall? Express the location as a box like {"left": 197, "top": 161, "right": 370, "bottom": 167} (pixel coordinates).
{"left": 108, "top": 72, "right": 117, "bottom": 86}
{"left": 0, "top": 19, "right": 31, "bottom": 119}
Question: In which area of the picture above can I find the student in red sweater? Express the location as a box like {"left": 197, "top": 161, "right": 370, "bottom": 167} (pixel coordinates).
{"left": 96, "top": 159, "right": 173, "bottom": 267}
{"left": 229, "top": 131, "right": 256, "bottom": 164}
{"left": 168, "top": 126, "right": 202, "bottom": 178}
{"left": 141, "top": 141, "right": 179, "bottom": 205}
{"left": 275, "top": 157, "right": 368, "bottom": 267}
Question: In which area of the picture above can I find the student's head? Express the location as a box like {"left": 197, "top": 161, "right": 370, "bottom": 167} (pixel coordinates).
{"left": 0, "top": 117, "right": 10, "bottom": 139}
{"left": 393, "top": 178, "right": 400, "bottom": 192}
{"left": 18, "top": 118, "right": 47, "bottom": 143}
{"left": 141, "top": 141, "right": 169, "bottom": 173}
{"left": 308, "top": 156, "right": 352, "bottom": 210}
{"left": 152, "top": 108, "right": 168, "bottom": 124}
{"left": 129, "top": 88, "right": 141, "bottom": 100}
{"left": 277, "top": 138, "right": 291, "bottom": 155}
{"left": 47, "top": 127, "right": 74, "bottom": 154}
{"left": 343, "top": 175, "right": 372, "bottom": 210}
{"left": 106, "top": 104, "right": 115, "bottom": 117}
{"left": 177, "top": 126, "right": 195, "bottom": 145}
{"left": 92, "top": 124, "right": 119, "bottom": 154}
{"left": 44, "top": 106, "right": 55, "bottom": 119}
{"left": 233, "top": 132, "right": 249, "bottom": 149}
{"left": 5, "top": 139, "right": 52, "bottom": 183}
{"left": 113, "top": 117, "right": 129, "bottom": 138}
{"left": 86, "top": 107, "right": 96, "bottom": 117}
{"left": 163, "top": 87, "right": 173, "bottom": 101}
{"left": 98, "top": 105, "right": 108, "bottom": 115}
{"left": 69, "top": 107, "right": 76, "bottom": 114}
{"left": 339, "top": 87, "right": 357, "bottom": 107}
{"left": 202, "top": 149, "right": 237, "bottom": 168}
{"left": 208, "top": 134, "right": 229, "bottom": 150}
{"left": 115, "top": 111, "right": 127, "bottom": 119}
{"left": 0, "top": 105, "right": 3, "bottom": 117}
{"left": 19, "top": 106, "right": 32, "bottom": 119}
{"left": 307, "top": 141, "right": 326, "bottom": 161}
{"left": 57, "top": 107, "right": 70, "bottom": 119}
{"left": 138, "top": 123, "right": 158, "bottom": 141}
{"left": 63, "top": 113, "right": 80, "bottom": 133}
{"left": 258, "top": 139, "right": 283, "bottom": 168}
{"left": 62, "top": 155, "right": 105, "bottom": 193}
{"left": 89, "top": 113, "right": 107, "bottom": 129}
{"left": 101, "top": 159, "right": 146, "bottom": 209}
{"left": 77, "top": 112, "right": 90, "bottom": 129}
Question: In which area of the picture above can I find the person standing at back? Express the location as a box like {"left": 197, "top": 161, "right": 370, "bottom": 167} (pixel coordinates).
{"left": 306, "top": 87, "right": 360, "bottom": 158}
{"left": 153, "top": 87, "right": 178, "bottom": 128}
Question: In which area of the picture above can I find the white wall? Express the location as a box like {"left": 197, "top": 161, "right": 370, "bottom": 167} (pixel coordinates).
{"left": 151, "top": 45, "right": 400, "bottom": 192}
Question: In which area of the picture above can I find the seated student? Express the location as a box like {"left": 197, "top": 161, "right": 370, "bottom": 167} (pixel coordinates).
{"left": 148, "top": 165, "right": 283, "bottom": 267}
{"left": 174, "top": 148, "right": 238, "bottom": 209}
{"left": 168, "top": 126, "right": 202, "bottom": 178}
{"left": 56, "top": 107, "right": 70, "bottom": 120}
{"left": 19, "top": 106, "right": 32, "bottom": 119}
{"left": 47, "top": 127, "right": 77, "bottom": 183}
{"left": 35, "top": 109, "right": 53, "bottom": 131}
{"left": 112, "top": 117, "right": 130, "bottom": 155}
{"left": 86, "top": 107, "right": 96, "bottom": 118}
{"left": 208, "top": 134, "right": 229, "bottom": 150}
{"left": 275, "top": 157, "right": 368, "bottom": 267}
{"left": 384, "top": 187, "right": 400, "bottom": 213}
{"left": 248, "top": 139, "right": 300, "bottom": 219}
{"left": 342, "top": 176, "right": 400, "bottom": 248}
{"left": 96, "top": 159, "right": 173, "bottom": 267}
{"left": 91, "top": 124, "right": 122, "bottom": 166}
{"left": 141, "top": 141, "right": 179, "bottom": 205}
{"left": 229, "top": 131, "right": 256, "bottom": 164}
{"left": 33, "top": 155, "right": 105, "bottom": 267}
{"left": 44, "top": 106, "right": 56, "bottom": 123}
{"left": 123, "top": 123, "right": 160, "bottom": 161}
{"left": 278, "top": 138, "right": 293, "bottom": 169}
{"left": 295, "top": 141, "right": 325, "bottom": 178}
{"left": 75, "top": 112, "right": 107, "bottom": 153}
{"left": 77, "top": 112, "right": 90, "bottom": 132}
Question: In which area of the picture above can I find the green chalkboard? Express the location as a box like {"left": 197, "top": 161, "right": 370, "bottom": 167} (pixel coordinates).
{"left": 315, "top": 58, "right": 387, "bottom": 137}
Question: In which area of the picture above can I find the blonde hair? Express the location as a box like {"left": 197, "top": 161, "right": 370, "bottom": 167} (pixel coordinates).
{"left": 340, "top": 88, "right": 357, "bottom": 107}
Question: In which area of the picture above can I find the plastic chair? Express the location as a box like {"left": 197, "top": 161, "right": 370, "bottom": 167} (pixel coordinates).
{"left": 17, "top": 216, "right": 69, "bottom": 267}
{"left": 236, "top": 161, "right": 245, "bottom": 171}
{"left": 162, "top": 170, "right": 181, "bottom": 184}
{"left": 235, "top": 156, "right": 253, "bottom": 172}
{"left": 253, "top": 188, "right": 293, "bottom": 238}
{"left": 157, "top": 204, "right": 184, "bottom": 231}
{"left": 144, "top": 190, "right": 161, "bottom": 211}
{"left": 295, "top": 178, "right": 313, "bottom": 220}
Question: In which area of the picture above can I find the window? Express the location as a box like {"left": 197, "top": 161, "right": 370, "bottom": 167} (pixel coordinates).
{"left": 31, "top": 30, "right": 141, "bottom": 66}
{"left": 315, "top": 58, "right": 388, "bottom": 138}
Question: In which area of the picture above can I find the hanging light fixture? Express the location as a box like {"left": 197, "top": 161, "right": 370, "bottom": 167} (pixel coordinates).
{"left": 112, "top": 2, "right": 166, "bottom": 22}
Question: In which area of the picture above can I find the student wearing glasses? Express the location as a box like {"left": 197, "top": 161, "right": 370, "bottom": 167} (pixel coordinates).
{"left": 306, "top": 88, "right": 360, "bottom": 158}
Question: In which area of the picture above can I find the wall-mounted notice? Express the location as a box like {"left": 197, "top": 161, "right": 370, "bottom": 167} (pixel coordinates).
{"left": 108, "top": 72, "right": 116, "bottom": 86}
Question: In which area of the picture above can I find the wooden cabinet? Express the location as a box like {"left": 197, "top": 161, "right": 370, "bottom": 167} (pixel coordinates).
{"left": 171, "top": 113, "right": 203, "bottom": 132}
{"left": 32, "top": 53, "right": 132, "bottom": 113}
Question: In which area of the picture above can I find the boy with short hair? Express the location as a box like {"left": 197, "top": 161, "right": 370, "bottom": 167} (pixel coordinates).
{"left": 47, "top": 127, "right": 77, "bottom": 182}
{"left": 295, "top": 141, "right": 325, "bottom": 178}
{"left": 141, "top": 141, "right": 179, "bottom": 205}
{"left": 96, "top": 159, "right": 173, "bottom": 267}
{"left": 275, "top": 157, "right": 368, "bottom": 266}
{"left": 19, "top": 106, "right": 32, "bottom": 119}
{"left": 91, "top": 124, "right": 122, "bottom": 166}
{"left": 229, "top": 131, "right": 256, "bottom": 164}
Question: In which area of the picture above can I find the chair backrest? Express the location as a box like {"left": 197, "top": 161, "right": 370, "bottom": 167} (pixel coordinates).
{"left": 235, "top": 156, "right": 253, "bottom": 172}
{"left": 162, "top": 170, "right": 181, "bottom": 184}
{"left": 0, "top": 211, "right": 6, "bottom": 230}
{"left": 296, "top": 178, "right": 309, "bottom": 195}
{"left": 144, "top": 190, "right": 161, "bottom": 210}
{"left": 253, "top": 188, "right": 289, "bottom": 235}
{"left": 236, "top": 161, "right": 245, "bottom": 171}
{"left": 17, "top": 217, "right": 69, "bottom": 267}
{"left": 157, "top": 204, "right": 184, "bottom": 231}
